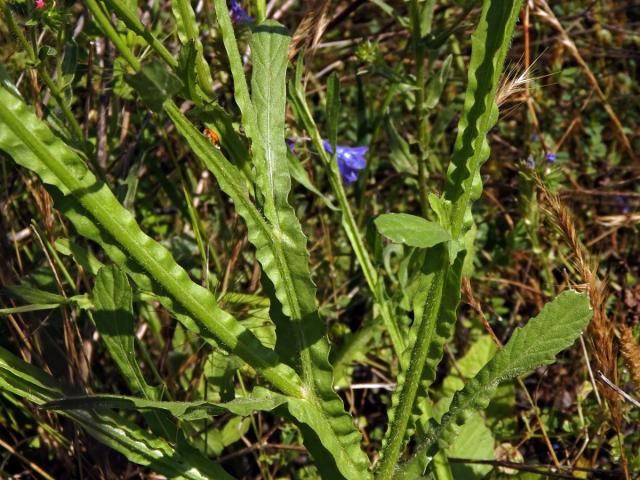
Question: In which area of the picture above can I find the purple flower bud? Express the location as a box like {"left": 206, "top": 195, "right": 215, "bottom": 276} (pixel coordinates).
{"left": 545, "top": 152, "right": 557, "bottom": 162}
{"left": 322, "top": 140, "right": 368, "bottom": 186}
{"left": 230, "top": 0, "right": 253, "bottom": 24}
{"left": 526, "top": 155, "right": 535, "bottom": 169}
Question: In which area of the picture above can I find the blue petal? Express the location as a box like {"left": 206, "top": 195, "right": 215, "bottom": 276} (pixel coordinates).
{"left": 322, "top": 139, "right": 368, "bottom": 185}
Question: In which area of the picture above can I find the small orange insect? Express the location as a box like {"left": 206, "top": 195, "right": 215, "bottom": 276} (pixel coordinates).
{"left": 203, "top": 128, "right": 220, "bottom": 145}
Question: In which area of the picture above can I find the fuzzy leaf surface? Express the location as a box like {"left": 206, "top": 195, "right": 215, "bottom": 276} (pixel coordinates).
{"left": 398, "top": 290, "right": 592, "bottom": 477}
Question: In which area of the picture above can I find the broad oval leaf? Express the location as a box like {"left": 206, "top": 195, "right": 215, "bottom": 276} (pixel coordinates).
{"left": 375, "top": 213, "right": 451, "bottom": 248}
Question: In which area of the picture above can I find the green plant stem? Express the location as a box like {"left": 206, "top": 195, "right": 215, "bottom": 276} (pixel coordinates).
{"left": 1, "top": 2, "right": 35, "bottom": 60}
{"left": 101, "top": 0, "right": 178, "bottom": 68}
{"left": 289, "top": 71, "right": 406, "bottom": 358}
{"left": 316, "top": 131, "right": 405, "bottom": 358}
{"left": 411, "top": 0, "right": 429, "bottom": 217}
{"left": 84, "top": 0, "right": 141, "bottom": 71}
{"left": 376, "top": 257, "right": 448, "bottom": 480}
{"left": 255, "top": 0, "right": 266, "bottom": 22}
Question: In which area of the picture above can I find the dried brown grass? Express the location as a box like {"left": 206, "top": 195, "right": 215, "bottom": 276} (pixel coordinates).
{"left": 535, "top": 176, "right": 627, "bottom": 475}
{"left": 288, "top": 0, "right": 331, "bottom": 60}
{"left": 620, "top": 324, "right": 640, "bottom": 389}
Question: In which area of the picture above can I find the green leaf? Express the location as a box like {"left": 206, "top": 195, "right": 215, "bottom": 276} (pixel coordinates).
{"left": 326, "top": 73, "right": 340, "bottom": 150}
{"left": 383, "top": 115, "right": 417, "bottom": 175}
{"left": 249, "top": 21, "right": 370, "bottom": 479}
{"left": 213, "top": 0, "right": 255, "bottom": 139}
{"left": 171, "top": 0, "right": 214, "bottom": 95}
{"left": 42, "top": 386, "right": 287, "bottom": 421}
{"left": 126, "top": 61, "right": 183, "bottom": 112}
{"left": 287, "top": 149, "right": 339, "bottom": 211}
{"left": 0, "top": 346, "right": 233, "bottom": 480}
{"left": 375, "top": 213, "right": 451, "bottom": 248}
{"left": 400, "top": 290, "right": 593, "bottom": 477}
{"left": 0, "top": 75, "right": 302, "bottom": 399}
{"left": 93, "top": 266, "right": 155, "bottom": 398}
{"left": 443, "top": 0, "right": 524, "bottom": 238}
{"left": 424, "top": 54, "right": 452, "bottom": 109}
{"left": 447, "top": 413, "right": 495, "bottom": 480}
{"left": 177, "top": 40, "right": 201, "bottom": 101}
{"left": 4, "top": 283, "right": 68, "bottom": 305}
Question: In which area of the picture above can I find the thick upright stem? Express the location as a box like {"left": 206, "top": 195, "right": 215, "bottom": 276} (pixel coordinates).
{"left": 411, "top": 0, "right": 430, "bottom": 217}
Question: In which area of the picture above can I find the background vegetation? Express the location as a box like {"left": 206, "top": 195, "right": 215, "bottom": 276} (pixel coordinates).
{"left": 0, "top": 0, "right": 639, "bottom": 478}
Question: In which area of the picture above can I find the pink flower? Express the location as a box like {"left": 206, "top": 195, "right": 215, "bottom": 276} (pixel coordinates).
{"left": 35, "top": 0, "right": 45, "bottom": 9}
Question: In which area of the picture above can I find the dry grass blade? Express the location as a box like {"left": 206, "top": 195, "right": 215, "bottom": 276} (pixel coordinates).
{"left": 288, "top": 0, "right": 331, "bottom": 59}
{"left": 620, "top": 325, "right": 640, "bottom": 389}
{"left": 532, "top": 0, "right": 635, "bottom": 161}
{"left": 535, "top": 175, "right": 629, "bottom": 478}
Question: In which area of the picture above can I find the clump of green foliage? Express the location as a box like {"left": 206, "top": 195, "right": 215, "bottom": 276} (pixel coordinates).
{"left": 1, "top": 0, "right": 637, "bottom": 478}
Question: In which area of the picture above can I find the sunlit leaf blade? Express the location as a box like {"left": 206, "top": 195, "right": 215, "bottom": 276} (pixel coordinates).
{"left": 250, "top": 21, "right": 371, "bottom": 479}
{"left": 374, "top": 213, "right": 451, "bottom": 249}
{"left": 0, "top": 346, "right": 233, "bottom": 480}
{"left": 399, "top": 290, "right": 593, "bottom": 478}
{"left": 443, "top": 0, "right": 524, "bottom": 238}
{"left": 0, "top": 77, "right": 302, "bottom": 398}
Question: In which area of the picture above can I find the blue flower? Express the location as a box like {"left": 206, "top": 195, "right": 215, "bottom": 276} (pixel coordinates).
{"left": 322, "top": 140, "right": 368, "bottom": 186}
{"left": 545, "top": 152, "right": 557, "bottom": 162}
{"left": 230, "top": 0, "right": 253, "bottom": 23}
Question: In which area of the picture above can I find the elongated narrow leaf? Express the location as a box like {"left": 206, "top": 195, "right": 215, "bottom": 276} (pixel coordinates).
{"left": 164, "top": 23, "right": 369, "bottom": 478}
{"left": 0, "top": 346, "right": 233, "bottom": 480}
{"left": 444, "top": 0, "right": 524, "bottom": 237}
{"left": 43, "top": 386, "right": 287, "bottom": 420}
{"left": 171, "top": 0, "right": 214, "bottom": 93}
{"left": 326, "top": 73, "right": 340, "bottom": 150}
{"left": 213, "top": 0, "right": 255, "bottom": 138}
{"left": 249, "top": 22, "right": 370, "bottom": 479}
{"left": 93, "top": 266, "right": 155, "bottom": 397}
{"left": 374, "top": 213, "right": 451, "bottom": 249}
{"left": 399, "top": 291, "right": 592, "bottom": 477}
{"left": 0, "top": 77, "right": 302, "bottom": 399}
